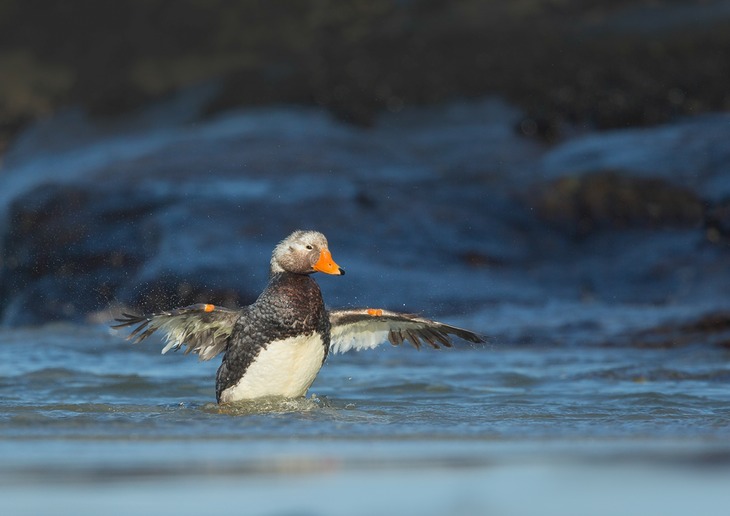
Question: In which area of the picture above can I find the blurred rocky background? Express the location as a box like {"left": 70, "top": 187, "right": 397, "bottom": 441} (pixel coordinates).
{"left": 1, "top": 0, "right": 729, "bottom": 348}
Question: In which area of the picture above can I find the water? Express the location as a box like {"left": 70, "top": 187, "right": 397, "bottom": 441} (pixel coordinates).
{"left": 2, "top": 94, "right": 730, "bottom": 514}
{"left": 1, "top": 324, "right": 729, "bottom": 515}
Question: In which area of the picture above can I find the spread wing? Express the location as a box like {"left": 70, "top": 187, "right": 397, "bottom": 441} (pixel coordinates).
{"left": 329, "top": 308, "right": 484, "bottom": 354}
{"left": 111, "top": 303, "right": 240, "bottom": 361}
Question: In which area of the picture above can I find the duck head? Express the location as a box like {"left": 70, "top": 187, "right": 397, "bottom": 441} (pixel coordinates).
{"left": 270, "top": 230, "right": 345, "bottom": 276}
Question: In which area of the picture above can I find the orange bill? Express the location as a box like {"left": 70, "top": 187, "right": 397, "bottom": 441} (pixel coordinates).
{"left": 313, "top": 249, "right": 345, "bottom": 275}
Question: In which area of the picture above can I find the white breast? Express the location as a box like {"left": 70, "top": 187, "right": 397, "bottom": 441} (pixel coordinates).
{"left": 219, "top": 332, "right": 326, "bottom": 402}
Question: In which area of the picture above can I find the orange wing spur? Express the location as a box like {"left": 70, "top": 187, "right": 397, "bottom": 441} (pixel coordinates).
{"left": 112, "top": 304, "right": 240, "bottom": 361}
{"left": 329, "top": 308, "right": 484, "bottom": 354}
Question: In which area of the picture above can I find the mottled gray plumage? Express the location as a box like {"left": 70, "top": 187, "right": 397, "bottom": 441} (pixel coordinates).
{"left": 113, "top": 230, "right": 484, "bottom": 403}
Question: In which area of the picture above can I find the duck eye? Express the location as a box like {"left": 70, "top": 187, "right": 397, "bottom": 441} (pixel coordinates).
{"left": 306, "top": 245, "right": 313, "bottom": 250}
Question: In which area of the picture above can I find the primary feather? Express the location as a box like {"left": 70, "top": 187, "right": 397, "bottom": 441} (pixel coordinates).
{"left": 329, "top": 308, "right": 484, "bottom": 354}
{"left": 112, "top": 304, "right": 240, "bottom": 361}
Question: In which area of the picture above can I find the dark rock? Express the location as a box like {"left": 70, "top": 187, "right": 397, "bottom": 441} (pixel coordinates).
{"left": 2, "top": 1, "right": 730, "bottom": 143}
{"left": 704, "top": 199, "right": 730, "bottom": 246}
{"left": 1, "top": 93, "right": 730, "bottom": 348}
{"left": 459, "top": 251, "right": 506, "bottom": 269}
{"left": 515, "top": 116, "right": 563, "bottom": 143}
{"left": 0, "top": 184, "right": 159, "bottom": 324}
{"left": 532, "top": 171, "right": 705, "bottom": 238}
{"left": 0, "top": 181, "right": 264, "bottom": 325}
{"left": 622, "top": 312, "right": 730, "bottom": 349}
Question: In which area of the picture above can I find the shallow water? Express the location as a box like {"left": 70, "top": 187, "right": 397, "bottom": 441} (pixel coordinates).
{"left": 3, "top": 325, "right": 730, "bottom": 439}
{"left": 1, "top": 325, "right": 729, "bottom": 515}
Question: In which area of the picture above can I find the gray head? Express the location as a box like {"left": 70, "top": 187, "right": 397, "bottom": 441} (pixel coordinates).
{"left": 270, "top": 230, "right": 345, "bottom": 276}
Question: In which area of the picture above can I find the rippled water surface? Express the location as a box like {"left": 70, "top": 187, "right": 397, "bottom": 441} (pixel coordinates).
{"left": 1, "top": 324, "right": 729, "bottom": 515}
{"left": 3, "top": 325, "right": 730, "bottom": 439}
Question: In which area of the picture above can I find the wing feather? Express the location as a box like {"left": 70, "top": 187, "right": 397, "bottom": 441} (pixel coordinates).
{"left": 419, "top": 329, "right": 439, "bottom": 349}
{"left": 405, "top": 329, "right": 422, "bottom": 350}
{"left": 112, "top": 304, "right": 240, "bottom": 361}
{"left": 329, "top": 308, "right": 484, "bottom": 354}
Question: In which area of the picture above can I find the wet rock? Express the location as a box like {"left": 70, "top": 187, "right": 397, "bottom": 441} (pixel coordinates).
{"left": 515, "top": 115, "right": 563, "bottom": 143}
{"left": 0, "top": 184, "right": 160, "bottom": 324}
{"left": 540, "top": 113, "right": 730, "bottom": 201}
{"left": 532, "top": 171, "right": 704, "bottom": 238}
{"left": 0, "top": 98, "right": 541, "bottom": 324}
{"left": 2, "top": 1, "right": 730, "bottom": 144}
{"left": 1, "top": 94, "right": 730, "bottom": 348}
{"left": 703, "top": 200, "right": 730, "bottom": 246}
{"left": 621, "top": 312, "right": 730, "bottom": 349}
